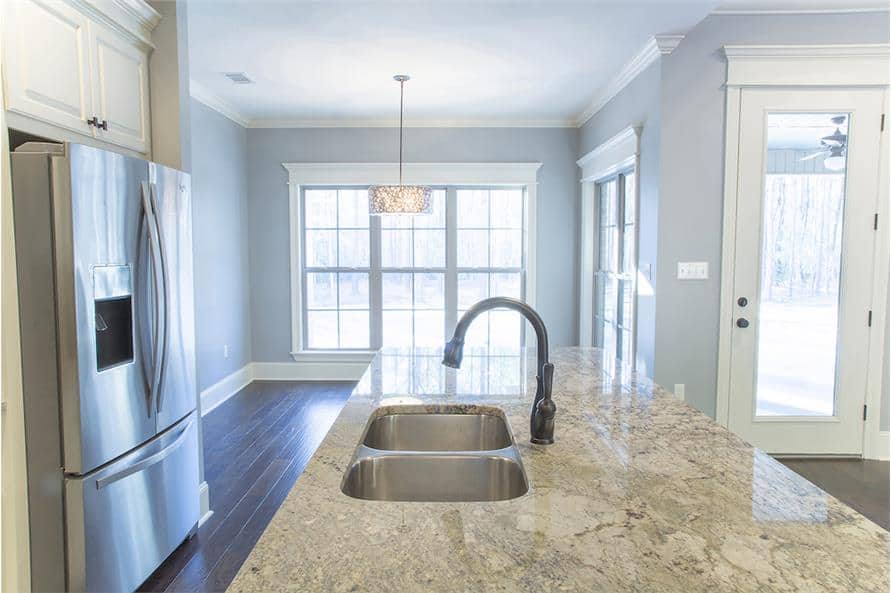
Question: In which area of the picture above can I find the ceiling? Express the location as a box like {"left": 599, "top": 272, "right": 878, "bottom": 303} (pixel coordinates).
{"left": 187, "top": 0, "right": 888, "bottom": 127}
{"left": 187, "top": 0, "right": 719, "bottom": 126}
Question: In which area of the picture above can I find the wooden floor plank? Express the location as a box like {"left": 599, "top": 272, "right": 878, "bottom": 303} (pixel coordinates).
{"left": 778, "top": 458, "right": 889, "bottom": 530}
{"left": 138, "top": 381, "right": 353, "bottom": 593}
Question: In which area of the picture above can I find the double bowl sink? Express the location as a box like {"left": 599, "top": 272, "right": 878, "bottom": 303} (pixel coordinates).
{"left": 340, "top": 406, "right": 529, "bottom": 502}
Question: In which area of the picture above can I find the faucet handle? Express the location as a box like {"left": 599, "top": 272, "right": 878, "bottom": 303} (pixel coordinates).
{"left": 540, "top": 362, "right": 554, "bottom": 405}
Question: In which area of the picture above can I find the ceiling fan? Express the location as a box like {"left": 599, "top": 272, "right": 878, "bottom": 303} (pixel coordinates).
{"left": 800, "top": 115, "right": 847, "bottom": 170}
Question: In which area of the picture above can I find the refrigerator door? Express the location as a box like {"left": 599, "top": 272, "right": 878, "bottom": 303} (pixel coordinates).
{"left": 65, "top": 412, "right": 199, "bottom": 593}
{"left": 150, "top": 163, "right": 198, "bottom": 432}
{"left": 63, "top": 144, "right": 159, "bottom": 474}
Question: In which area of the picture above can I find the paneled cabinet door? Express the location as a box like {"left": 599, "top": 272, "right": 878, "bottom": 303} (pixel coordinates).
{"left": 89, "top": 21, "right": 150, "bottom": 153}
{"left": 3, "top": 0, "right": 94, "bottom": 136}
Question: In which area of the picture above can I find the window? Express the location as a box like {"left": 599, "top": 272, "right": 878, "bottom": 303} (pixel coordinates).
{"left": 593, "top": 170, "right": 636, "bottom": 364}
{"left": 300, "top": 186, "right": 527, "bottom": 353}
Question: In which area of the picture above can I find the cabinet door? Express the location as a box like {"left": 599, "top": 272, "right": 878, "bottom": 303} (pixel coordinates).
{"left": 89, "top": 21, "right": 150, "bottom": 153}
{"left": 3, "top": 0, "right": 94, "bottom": 136}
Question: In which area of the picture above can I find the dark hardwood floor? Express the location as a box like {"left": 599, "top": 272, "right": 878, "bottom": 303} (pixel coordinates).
{"left": 777, "top": 458, "right": 890, "bottom": 530}
{"left": 138, "top": 380, "right": 354, "bottom": 593}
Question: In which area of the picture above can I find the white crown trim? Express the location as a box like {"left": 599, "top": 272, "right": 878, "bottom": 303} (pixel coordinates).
{"left": 247, "top": 118, "right": 578, "bottom": 128}
{"left": 69, "top": 0, "right": 161, "bottom": 49}
{"left": 712, "top": 6, "right": 889, "bottom": 15}
{"left": 575, "top": 35, "right": 684, "bottom": 127}
{"left": 190, "top": 80, "right": 250, "bottom": 127}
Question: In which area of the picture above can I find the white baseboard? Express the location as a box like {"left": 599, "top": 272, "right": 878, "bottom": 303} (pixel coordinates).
{"left": 199, "top": 364, "right": 253, "bottom": 416}
{"left": 252, "top": 359, "right": 370, "bottom": 382}
{"left": 198, "top": 481, "right": 213, "bottom": 527}
{"left": 864, "top": 430, "right": 890, "bottom": 461}
{"left": 198, "top": 356, "right": 369, "bottom": 417}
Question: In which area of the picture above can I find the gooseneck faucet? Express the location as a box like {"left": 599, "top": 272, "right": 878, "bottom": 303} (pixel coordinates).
{"left": 442, "top": 297, "right": 556, "bottom": 445}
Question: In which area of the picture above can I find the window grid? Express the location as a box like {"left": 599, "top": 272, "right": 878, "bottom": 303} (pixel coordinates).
{"left": 301, "top": 186, "right": 526, "bottom": 352}
{"left": 455, "top": 188, "right": 526, "bottom": 355}
{"left": 593, "top": 170, "right": 636, "bottom": 365}
{"left": 302, "top": 189, "right": 372, "bottom": 350}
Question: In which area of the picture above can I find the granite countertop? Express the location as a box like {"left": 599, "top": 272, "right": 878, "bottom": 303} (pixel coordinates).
{"left": 227, "top": 347, "right": 889, "bottom": 593}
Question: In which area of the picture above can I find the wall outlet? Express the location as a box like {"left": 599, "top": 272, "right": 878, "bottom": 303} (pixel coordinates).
{"left": 673, "top": 383, "right": 685, "bottom": 400}
{"left": 223, "top": 344, "right": 229, "bottom": 359}
{"left": 677, "top": 261, "right": 709, "bottom": 280}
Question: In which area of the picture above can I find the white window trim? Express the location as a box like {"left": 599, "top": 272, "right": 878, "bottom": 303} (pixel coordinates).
{"left": 716, "top": 44, "right": 890, "bottom": 460}
{"left": 577, "top": 127, "right": 641, "bottom": 349}
{"left": 283, "top": 162, "right": 542, "bottom": 362}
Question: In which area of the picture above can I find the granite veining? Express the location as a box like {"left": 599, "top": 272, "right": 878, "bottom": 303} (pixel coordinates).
{"left": 227, "top": 348, "right": 889, "bottom": 593}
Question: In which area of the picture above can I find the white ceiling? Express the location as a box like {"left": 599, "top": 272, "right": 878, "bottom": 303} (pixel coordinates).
{"left": 187, "top": 0, "right": 889, "bottom": 127}
{"left": 187, "top": 0, "right": 720, "bottom": 126}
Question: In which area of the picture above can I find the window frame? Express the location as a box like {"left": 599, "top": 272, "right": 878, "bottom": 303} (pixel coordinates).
{"left": 592, "top": 169, "right": 636, "bottom": 364}
{"left": 285, "top": 163, "right": 541, "bottom": 363}
{"left": 577, "top": 126, "right": 640, "bottom": 368}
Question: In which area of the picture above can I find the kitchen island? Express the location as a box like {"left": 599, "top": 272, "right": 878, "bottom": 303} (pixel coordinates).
{"left": 227, "top": 348, "right": 888, "bottom": 592}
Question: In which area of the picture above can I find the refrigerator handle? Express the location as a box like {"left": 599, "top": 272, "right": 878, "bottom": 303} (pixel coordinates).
{"left": 94, "top": 417, "right": 193, "bottom": 490}
{"left": 148, "top": 182, "right": 171, "bottom": 414}
{"left": 140, "top": 182, "right": 165, "bottom": 415}
{"left": 135, "top": 201, "right": 152, "bottom": 410}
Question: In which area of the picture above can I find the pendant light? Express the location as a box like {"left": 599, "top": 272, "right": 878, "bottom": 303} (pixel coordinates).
{"left": 368, "top": 75, "right": 432, "bottom": 215}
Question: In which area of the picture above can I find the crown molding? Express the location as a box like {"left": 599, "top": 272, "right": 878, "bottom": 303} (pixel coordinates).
{"left": 712, "top": 6, "right": 889, "bottom": 15}
{"left": 190, "top": 80, "right": 250, "bottom": 128}
{"left": 69, "top": 0, "right": 161, "bottom": 50}
{"left": 575, "top": 34, "right": 685, "bottom": 127}
{"left": 247, "top": 118, "right": 578, "bottom": 128}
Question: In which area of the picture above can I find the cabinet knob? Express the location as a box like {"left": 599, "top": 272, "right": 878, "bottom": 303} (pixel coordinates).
{"left": 98, "top": 119, "right": 108, "bottom": 131}
{"left": 87, "top": 116, "right": 99, "bottom": 127}
{"left": 736, "top": 318, "right": 749, "bottom": 328}
{"left": 737, "top": 296, "right": 748, "bottom": 307}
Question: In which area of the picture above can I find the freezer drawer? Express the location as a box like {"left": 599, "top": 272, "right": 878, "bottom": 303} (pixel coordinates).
{"left": 65, "top": 412, "right": 199, "bottom": 593}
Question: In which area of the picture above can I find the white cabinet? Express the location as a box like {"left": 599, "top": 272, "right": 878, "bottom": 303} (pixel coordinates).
{"left": 89, "top": 20, "right": 150, "bottom": 151}
{"left": 3, "top": 0, "right": 153, "bottom": 154}
{"left": 3, "top": 0, "right": 93, "bottom": 137}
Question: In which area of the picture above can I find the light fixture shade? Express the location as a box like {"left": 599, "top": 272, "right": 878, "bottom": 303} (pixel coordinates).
{"left": 824, "top": 155, "right": 846, "bottom": 171}
{"left": 368, "top": 184, "right": 433, "bottom": 215}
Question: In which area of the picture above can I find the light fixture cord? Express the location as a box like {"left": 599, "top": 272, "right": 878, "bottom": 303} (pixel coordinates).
{"left": 398, "top": 78, "right": 404, "bottom": 186}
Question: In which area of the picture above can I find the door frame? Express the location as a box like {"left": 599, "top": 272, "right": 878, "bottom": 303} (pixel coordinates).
{"left": 715, "top": 44, "right": 890, "bottom": 458}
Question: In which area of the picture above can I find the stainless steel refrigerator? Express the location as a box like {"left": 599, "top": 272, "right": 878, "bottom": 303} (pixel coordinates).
{"left": 11, "top": 142, "right": 200, "bottom": 593}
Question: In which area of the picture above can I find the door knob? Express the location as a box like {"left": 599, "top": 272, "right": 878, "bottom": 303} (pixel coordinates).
{"left": 736, "top": 318, "right": 749, "bottom": 328}
{"left": 737, "top": 296, "right": 748, "bottom": 307}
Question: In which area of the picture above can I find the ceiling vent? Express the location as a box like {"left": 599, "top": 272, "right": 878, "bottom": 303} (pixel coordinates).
{"left": 223, "top": 72, "right": 253, "bottom": 84}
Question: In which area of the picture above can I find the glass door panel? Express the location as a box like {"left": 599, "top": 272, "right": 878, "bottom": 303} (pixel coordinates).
{"left": 755, "top": 113, "right": 849, "bottom": 417}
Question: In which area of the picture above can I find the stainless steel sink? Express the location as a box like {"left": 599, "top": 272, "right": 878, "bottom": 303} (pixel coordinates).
{"left": 362, "top": 411, "right": 511, "bottom": 451}
{"left": 341, "top": 453, "right": 528, "bottom": 502}
{"left": 341, "top": 406, "right": 529, "bottom": 502}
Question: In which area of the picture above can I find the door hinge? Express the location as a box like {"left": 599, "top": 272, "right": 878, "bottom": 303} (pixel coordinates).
{"left": 868, "top": 310, "right": 873, "bottom": 326}
{"left": 882, "top": 113, "right": 886, "bottom": 132}
{"left": 874, "top": 213, "right": 879, "bottom": 230}
{"left": 863, "top": 404, "right": 868, "bottom": 421}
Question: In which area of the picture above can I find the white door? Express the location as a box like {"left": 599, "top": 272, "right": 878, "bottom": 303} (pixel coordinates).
{"left": 3, "top": 0, "right": 93, "bottom": 136}
{"left": 727, "top": 88, "right": 886, "bottom": 455}
{"left": 89, "top": 20, "right": 150, "bottom": 153}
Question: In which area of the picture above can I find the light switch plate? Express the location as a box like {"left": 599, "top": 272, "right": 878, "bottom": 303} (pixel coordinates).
{"left": 677, "top": 261, "right": 709, "bottom": 280}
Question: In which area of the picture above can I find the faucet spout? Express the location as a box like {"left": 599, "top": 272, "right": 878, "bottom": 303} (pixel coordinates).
{"left": 442, "top": 297, "right": 556, "bottom": 445}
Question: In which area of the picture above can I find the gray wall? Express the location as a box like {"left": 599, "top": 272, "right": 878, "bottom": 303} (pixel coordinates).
{"left": 190, "top": 99, "right": 252, "bottom": 391}
{"left": 245, "top": 127, "right": 580, "bottom": 362}
{"left": 579, "top": 61, "right": 661, "bottom": 379}
{"left": 657, "top": 12, "right": 890, "bottom": 416}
